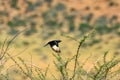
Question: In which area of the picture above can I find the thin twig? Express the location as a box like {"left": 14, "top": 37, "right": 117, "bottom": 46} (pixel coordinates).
{"left": 0, "top": 37, "right": 8, "bottom": 59}
{"left": 71, "top": 31, "right": 93, "bottom": 80}
{"left": 30, "top": 53, "right": 33, "bottom": 79}
{"left": 71, "top": 37, "right": 85, "bottom": 80}
{"left": 6, "top": 47, "right": 28, "bottom": 60}
{"left": 0, "top": 29, "right": 27, "bottom": 60}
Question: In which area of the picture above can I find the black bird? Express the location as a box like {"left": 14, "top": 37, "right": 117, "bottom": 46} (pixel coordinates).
{"left": 44, "top": 40, "right": 61, "bottom": 53}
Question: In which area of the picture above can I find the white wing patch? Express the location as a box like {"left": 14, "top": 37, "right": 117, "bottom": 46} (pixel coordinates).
{"left": 52, "top": 45, "right": 60, "bottom": 53}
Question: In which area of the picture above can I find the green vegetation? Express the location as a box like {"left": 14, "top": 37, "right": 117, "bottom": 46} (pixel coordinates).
{"left": 0, "top": 0, "right": 120, "bottom": 80}
{"left": 0, "top": 30, "right": 120, "bottom": 80}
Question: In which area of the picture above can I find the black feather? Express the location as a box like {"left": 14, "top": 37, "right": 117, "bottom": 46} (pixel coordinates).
{"left": 44, "top": 40, "right": 61, "bottom": 53}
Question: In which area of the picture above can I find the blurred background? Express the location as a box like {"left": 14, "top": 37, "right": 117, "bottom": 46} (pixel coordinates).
{"left": 0, "top": 0, "right": 120, "bottom": 79}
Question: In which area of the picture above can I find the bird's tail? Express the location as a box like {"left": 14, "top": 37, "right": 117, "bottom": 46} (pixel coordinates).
{"left": 44, "top": 43, "right": 48, "bottom": 47}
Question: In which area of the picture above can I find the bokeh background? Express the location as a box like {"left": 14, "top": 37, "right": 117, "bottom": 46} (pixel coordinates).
{"left": 0, "top": 0, "right": 120, "bottom": 79}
